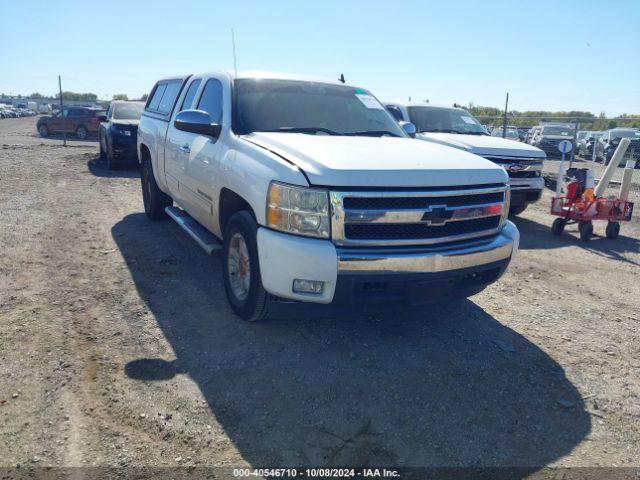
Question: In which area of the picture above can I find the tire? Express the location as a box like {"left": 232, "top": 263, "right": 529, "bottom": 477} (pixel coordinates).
{"left": 509, "top": 204, "right": 527, "bottom": 217}
{"left": 605, "top": 221, "right": 620, "bottom": 239}
{"left": 578, "top": 221, "right": 593, "bottom": 241}
{"left": 551, "top": 217, "right": 566, "bottom": 236}
{"left": 99, "top": 133, "right": 106, "bottom": 161}
{"left": 38, "top": 124, "right": 49, "bottom": 137}
{"left": 141, "top": 159, "right": 172, "bottom": 220}
{"left": 105, "top": 138, "right": 116, "bottom": 170}
{"left": 76, "top": 126, "right": 88, "bottom": 139}
{"left": 222, "top": 211, "right": 269, "bottom": 322}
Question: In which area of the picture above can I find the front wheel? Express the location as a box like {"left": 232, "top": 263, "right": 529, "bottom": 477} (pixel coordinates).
{"left": 76, "top": 126, "right": 88, "bottom": 139}
{"left": 141, "top": 159, "right": 171, "bottom": 220}
{"left": 99, "top": 133, "right": 106, "bottom": 160}
{"left": 551, "top": 217, "right": 566, "bottom": 236}
{"left": 222, "top": 211, "right": 269, "bottom": 322}
{"left": 38, "top": 125, "right": 49, "bottom": 137}
{"left": 508, "top": 204, "right": 527, "bottom": 217}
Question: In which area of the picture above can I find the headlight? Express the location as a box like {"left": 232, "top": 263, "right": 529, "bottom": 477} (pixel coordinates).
{"left": 112, "top": 126, "right": 131, "bottom": 136}
{"left": 266, "top": 182, "right": 330, "bottom": 238}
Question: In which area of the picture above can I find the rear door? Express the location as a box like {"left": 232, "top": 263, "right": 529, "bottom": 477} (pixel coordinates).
{"left": 164, "top": 78, "right": 202, "bottom": 200}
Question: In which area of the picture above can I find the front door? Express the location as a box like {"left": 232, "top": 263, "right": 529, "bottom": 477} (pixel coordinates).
{"left": 166, "top": 77, "right": 224, "bottom": 232}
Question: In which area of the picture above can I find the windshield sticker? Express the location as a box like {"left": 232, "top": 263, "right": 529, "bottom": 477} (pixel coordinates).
{"left": 461, "top": 116, "right": 477, "bottom": 125}
{"left": 355, "top": 92, "right": 384, "bottom": 109}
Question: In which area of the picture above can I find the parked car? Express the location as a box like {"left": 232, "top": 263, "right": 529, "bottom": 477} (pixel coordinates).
{"left": 137, "top": 72, "right": 519, "bottom": 321}
{"left": 531, "top": 124, "right": 574, "bottom": 158}
{"left": 0, "top": 105, "right": 17, "bottom": 118}
{"left": 37, "top": 106, "right": 106, "bottom": 139}
{"left": 384, "top": 103, "right": 546, "bottom": 216}
{"left": 526, "top": 126, "right": 542, "bottom": 144}
{"left": 491, "top": 126, "right": 520, "bottom": 142}
{"left": 577, "top": 131, "right": 600, "bottom": 157}
{"left": 596, "top": 128, "right": 640, "bottom": 167}
{"left": 517, "top": 127, "right": 530, "bottom": 142}
{"left": 98, "top": 101, "right": 145, "bottom": 169}
{"left": 38, "top": 103, "right": 53, "bottom": 115}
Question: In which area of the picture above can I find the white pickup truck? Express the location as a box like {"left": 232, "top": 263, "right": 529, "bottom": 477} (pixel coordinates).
{"left": 384, "top": 103, "right": 546, "bottom": 215}
{"left": 137, "top": 72, "right": 519, "bottom": 321}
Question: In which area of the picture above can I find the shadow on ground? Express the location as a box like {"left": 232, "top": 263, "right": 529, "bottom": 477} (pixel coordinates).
{"left": 35, "top": 132, "right": 99, "bottom": 143}
{"left": 114, "top": 212, "right": 590, "bottom": 470}
{"left": 87, "top": 157, "right": 139, "bottom": 178}
{"left": 512, "top": 214, "right": 640, "bottom": 264}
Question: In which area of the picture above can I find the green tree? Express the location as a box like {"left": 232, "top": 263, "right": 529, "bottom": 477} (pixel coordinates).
{"left": 55, "top": 91, "right": 98, "bottom": 101}
{"left": 112, "top": 93, "right": 129, "bottom": 101}
{"left": 30, "top": 92, "right": 45, "bottom": 99}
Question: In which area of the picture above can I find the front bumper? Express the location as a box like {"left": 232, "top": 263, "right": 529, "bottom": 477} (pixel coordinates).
{"left": 509, "top": 177, "right": 544, "bottom": 206}
{"left": 111, "top": 134, "right": 138, "bottom": 159}
{"left": 256, "top": 221, "right": 519, "bottom": 305}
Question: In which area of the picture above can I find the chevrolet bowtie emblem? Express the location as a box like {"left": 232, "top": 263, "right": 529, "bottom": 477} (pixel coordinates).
{"left": 420, "top": 206, "right": 453, "bottom": 225}
{"left": 505, "top": 164, "right": 524, "bottom": 172}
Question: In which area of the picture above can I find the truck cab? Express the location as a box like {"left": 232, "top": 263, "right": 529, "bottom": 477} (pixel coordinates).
{"left": 137, "top": 72, "right": 519, "bottom": 321}
{"left": 385, "top": 103, "right": 546, "bottom": 216}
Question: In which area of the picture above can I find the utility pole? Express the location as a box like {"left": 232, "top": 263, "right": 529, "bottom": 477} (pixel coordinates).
{"left": 502, "top": 92, "right": 509, "bottom": 139}
{"left": 58, "top": 75, "right": 66, "bottom": 147}
{"left": 569, "top": 121, "right": 579, "bottom": 168}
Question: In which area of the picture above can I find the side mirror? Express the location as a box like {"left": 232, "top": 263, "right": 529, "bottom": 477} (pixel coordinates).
{"left": 399, "top": 121, "right": 417, "bottom": 138}
{"left": 98, "top": 115, "right": 107, "bottom": 122}
{"left": 174, "top": 110, "right": 221, "bottom": 137}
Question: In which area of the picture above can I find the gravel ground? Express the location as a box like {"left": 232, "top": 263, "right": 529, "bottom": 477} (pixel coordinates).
{"left": 1, "top": 117, "right": 639, "bottom": 475}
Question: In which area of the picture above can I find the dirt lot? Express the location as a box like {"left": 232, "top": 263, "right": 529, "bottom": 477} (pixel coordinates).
{"left": 1, "top": 116, "right": 639, "bottom": 475}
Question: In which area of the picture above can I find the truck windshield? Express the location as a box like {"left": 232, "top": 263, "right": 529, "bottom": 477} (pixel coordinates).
{"left": 542, "top": 126, "right": 572, "bottom": 136}
{"left": 407, "top": 106, "right": 487, "bottom": 135}
{"left": 611, "top": 129, "right": 640, "bottom": 139}
{"left": 113, "top": 102, "right": 144, "bottom": 120}
{"left": 233, "top": 79, "right": 404, "bottom": 137}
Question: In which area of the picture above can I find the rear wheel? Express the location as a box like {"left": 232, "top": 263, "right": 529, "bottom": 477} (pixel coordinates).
{"left": 579, "top": 221, "right": 593, "bottom": 241}
{"left": 605, "top": 221, "right": 620, "bottom": 239}
{"left": 141, "top": 159, "right": 172, "bottom": 220}
{"left": 222, "top": 211, "right": 269, "bottom": 322}
{"left": 38, "top": 124, "right": 49, "bottom": 137}
{"left": 551, "top": 217, "right": 566, "bottom": 236}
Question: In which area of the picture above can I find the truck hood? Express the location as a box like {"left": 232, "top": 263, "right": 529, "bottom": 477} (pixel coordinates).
{"left": 243, "top": 132, "right": 507, "bottom": 188}
{"left": 539, "top": 135, "right": 573, "bottom": 141}
{"left": 416, "top": 133, "right": 546, "bottom": 158}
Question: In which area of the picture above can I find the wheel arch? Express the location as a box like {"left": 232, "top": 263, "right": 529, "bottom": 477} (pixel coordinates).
{"left": 218, "top": 188, "right": 256, "bottom": 235}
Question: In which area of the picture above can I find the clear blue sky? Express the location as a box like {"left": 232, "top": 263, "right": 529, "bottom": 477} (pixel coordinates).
{"left": 1, "top": 0, "right": 638, "bottom": 115}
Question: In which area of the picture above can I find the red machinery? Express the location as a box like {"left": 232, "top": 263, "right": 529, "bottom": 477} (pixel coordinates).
{"left": 550, "top": 168, "right": 634, "bottom": 241}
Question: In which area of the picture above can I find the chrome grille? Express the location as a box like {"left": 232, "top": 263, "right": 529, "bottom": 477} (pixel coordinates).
{"left": 330, "top": 185, "right": 508, "bottom": 247}
{"left": 482, "top": 155, "right": 543, "bottom": 180}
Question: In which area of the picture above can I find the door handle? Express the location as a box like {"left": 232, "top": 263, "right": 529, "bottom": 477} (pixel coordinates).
{"left": 179, "top": 143, "right": 190, "bottom": 153}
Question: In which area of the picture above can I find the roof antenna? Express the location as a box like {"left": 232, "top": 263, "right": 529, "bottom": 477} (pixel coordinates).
{"left": 231, "top": 28, "right": 238, "bottom": 78}
{"left": 338, "top": 73, "right": 345, "bottom": 83}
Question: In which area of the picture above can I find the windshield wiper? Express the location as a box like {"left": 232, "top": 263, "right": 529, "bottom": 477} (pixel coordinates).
{"left": 345, "top": 130, "right": 402, "bottom": 137}
{"left": 259, "top": 127, "right": 341, "bottom": 135}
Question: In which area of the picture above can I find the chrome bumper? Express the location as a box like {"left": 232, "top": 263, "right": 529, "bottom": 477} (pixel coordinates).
{"left": 337, "top": 221, "right": 519, "bottom": 275}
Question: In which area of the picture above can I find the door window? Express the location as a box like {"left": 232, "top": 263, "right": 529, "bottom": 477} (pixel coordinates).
{"left": 147, "top": 84, "right": 167, "bottom": 112}
{"left": 197, "top": 79, "right": 223, "bottom": 123}
{"left": 157, "top": 81, "right": 182, "bottom": 114}
{"left": 180, "top": 79, "right": 202, "bottom": 111}
{"left": 386, "top": 105, "right": 404, "bottom": 122}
